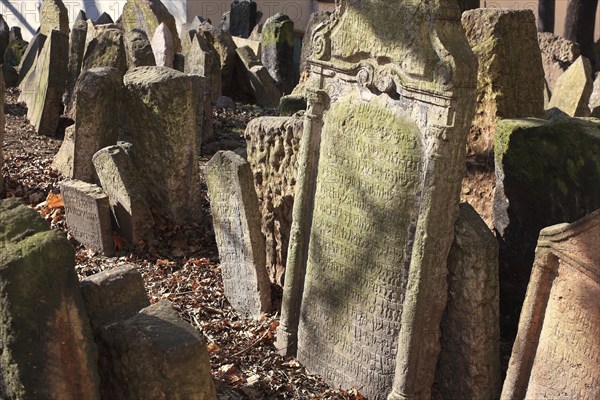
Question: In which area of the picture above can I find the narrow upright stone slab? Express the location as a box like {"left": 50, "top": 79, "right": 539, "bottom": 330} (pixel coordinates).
{"left": 502, "top": 210, "right": 600, "bottom": 400}
{"left": 17, "top": 32, "right": 45, "bottom": 86}
{"left": 236, "top": 45, "right": 280, "bottom": 107}
{"left": 82, "top": 28, "right": 127, "bottom": 77}
{"left": 61, "top": 179, "right": 115, "bottom": 256}
{"left": 124, "top": 66, "right": 201, "bottom": 223}
{"left": 261, "top": 13, "right": 294, "bottom": 95}
{"left": 433, "top": 203, "right": 500, "bottom": 400}
{"left": 121, "top": 0, "right": 181, "bottom": 52}
{"left": 151, "top": 22, "right": 174, "bottom": 67}
{"left": 53, "top": 67, "right": 122, "bottom": 182}
{"left": 538, "top": 32, "right": 580, "bottom": 96}
{"left": 92, "top": 144, "right": 154, "bottom": 244}
{"left": 64, "top": 10, "right": 88, "bottom": 116}
{"left": 0, "top": 198, "right": 100, "bottom": 399}
{"left": 39, "top": 0, "right": 69, "bottom": 36}
{"left": 547, "top": 56, "right": 593, "bottom": 117}
{"left": 100, "top": 300, "right": 217, "bottom": 400}
{"left": 124, "top": 28, "right": 156, "bottom": 68}
{"left": 276, "top": 1, "right": 477, "bottom": 399}
{"left": 18, "top": 30, "right": 68, "bottom": 136}
{"left": 244, "top": 116, "right": 304, "bottom": 287}
{"left": 206, "top": 151, "right": 271, "bottom": 318}
{"left": 185, "top": 31, "right": 222, "bottom": 102}
{"left": 230, "top": 0, "right": 257, "bottom": 38}
{"left": 0, "top": 72, "right": 5, "bottom": 196}
{"left": 198, "top": 22, "right": 237, "bottom": 96}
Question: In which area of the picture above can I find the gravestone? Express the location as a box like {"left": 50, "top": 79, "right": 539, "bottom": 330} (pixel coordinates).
{"left": 151, "top": 22, "right": 174, "bottom": 67}
{"left": 0, "top": 15, "right": 9, "bottom": 61}
{"left": 0, "top": 198, "right": 100, "bottom": 399}
{"left": 494, "top": 117, "right": 600, "bottom": 346}
{"left": 433, "top": 203, "right": 500, "bottom": 400}
{"left": 299, "top": 11, "right": 331, "bottom": 80}
{"left": 244, "top": 115, "right": 304, "bottom": 286}
{"left": 124, "top": 66, "right": 201, "bottom": 223}
{"left": 236, "top": 45, "right": 280, "bottom": 107}
{"left": 537, "top": 32, "right": 580, "bottom": 97}
{"left": 205, "top": 151, "right": 271, "bottom": 317}
{"left": 279, "top": 94, "right": 307, "bottom": 116}
{"left": 93, "top": 143, "right": 154, "bottom": 244}
{"left": 39, "top": 0, "right": 69, "bottom": 36}
{"left": 502, "top": 209, "right": 600, "bottom": 400}
{"left": 0, "top": 72, "right": 4, "bottom": 196}
{"left": 121, "top": 0, "right": 181, "bottom": 52}
{"left": 18, "top": 30, "right": 68, "bottom": 136}
{"left": 64, "top": 10, "right": 88, "bottom": 116}
{"left": 82, "top": 28, "right": 127, "bottom": 77}
{"left": 100, "top": 300, "right": 217, "bottom": 400}
{"left": 198, "top": 22, "right": 238, "bottom": 96}
{"left": 230, "top": 0, "right": 257, "bottom": 38}
{"left": 94, "top": 12, "right": 114, "bottom": 25}
{"left": 189, "top": 74, "right": 210, "bottom": 146}
{"left": 261, "top": 13, "right": 294, "bottom": 95}
{"left": 53, "top": 67, "right": 121, "bottom": 182}
{"left": 220, "top": 11, "right": 231, "bottom": 33}
{"left": 547, "top": 56, "right": 593, "bottom": 117}
{"left": 185, "top": 31, "right": 222, "bottom": 102}
{"left": 589, "top": 73, "right": 600, "bottom": 115}
{"left": 17, "top": 32, "right": 45, "bottom": 86}
{"left": 232, "top": 36, "right": 261, "bottom": 58}
{"left": 61, "top": 179, "right": 115, "bottom": 256}
{"left": 124, "top": 28, "right": 156, "bottom": 68}
{"left": 276, "top": 1, "right": 477, "bottom": 399}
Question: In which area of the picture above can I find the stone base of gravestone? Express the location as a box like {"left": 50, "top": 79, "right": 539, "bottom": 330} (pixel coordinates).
{"left": 206, "top": 151, "right": 271, "bottom": 317}
{"left": 547, "top": 56, "right": 593, "bottom": 117}
{"left": 0, "top": 198, "right": 100, "bottom": 399}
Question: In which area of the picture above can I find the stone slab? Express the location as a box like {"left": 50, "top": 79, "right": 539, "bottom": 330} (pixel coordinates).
{"left": 547, "top": 56, "right": 593, "bottom": 117}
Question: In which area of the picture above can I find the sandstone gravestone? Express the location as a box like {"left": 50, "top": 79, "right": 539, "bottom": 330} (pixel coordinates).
{"left": 64, "top": 10, "right": 88, "bottom": 116}
{"left": 39, "top": 0, "right": 69, "bottom": 37}
{"left": 17, "top": 32, "right": 45, "bottom": 86}
{"left": 547, "top": 56, "right": 593, "bottom": 117}
{"left": 537, "top": 32, "right": 580, "bottom": 97}
{"left": 124, "top": 28, "right": 156, "bottom": 68}
{"left": 230, "top": 0, "right": 257, "bottom": 38}
{"left": 494, "top": 117, "right": 600, "bottom": 345}
{"left": 151, "top": 22, "right": 174, "bottom": 67}
{"left": 206, "top": 151, "right": 271, "bottom": 318}
{"left": 501, "top": 209, "right": 600, "bottom": 400}
{"left": 299, "top": 11, "right": 331, "bottom": 80}
{"left": 433, "top": 203, "right": 500, "bottom": 400}
{"left": 0, "top": 198, "right": 100, "bottom": 399}
{"left": 276, "top": 1, "right": 477, "bottom": 399}
{"left": 18, "top": 30, "right": 68, "bottom": 136}
{"left": 261, "top": 13, "right": 294, "bottom": 95}
{"left": 100, "top": 300, "right": 217, "bottom": 400}
{"left": 236, "top": 45, "right": 280, "bottom": 107}
{"left": 53, "top": 67, "right": 122, "bottom": 182}
{"left": 121, "top": 0, "right": 181, "bottom": 52}
{"left": 185, "top": 31, "right": 222, "bottom": 102}
{"left": 61, "top": 179, "right": 115, "bottom": 255}
{"left": 124, "top": 66, "right": 201, "bottom": 223}
{"left": 93, "top": 143, "right": 154, "bottom": 245}
{"left": 82, "top": 28, "right": 127, "bottom": 77}
{"left": 244, "top": 115, "right": 304, "bottom": 286}
{"left": 198, "top": 22, "right": 238, "bottom": 97}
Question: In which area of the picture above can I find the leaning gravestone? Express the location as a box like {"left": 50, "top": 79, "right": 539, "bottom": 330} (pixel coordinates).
{"left": 39, "top": 0, "right": 70, "bottom": 37}
{"left": 0, "top": 198, "right": 100, "bottom": 399}
{"left": 229, "top": 0, "right": 257, "bottom": 38}
{"left": 494, "top": 117, "right": 600, "bottom": 345}
{"left": 53, "top": 67, "right": 121, "bottom": 182}
{"left": 261, "top": 13, "right": 295, "bottom": 95}
{"left": 502, "top": 209, "right": 600, "bottom": 400}
{"left": 151, "top": 22, "right": 174, "bottom": 67}
{"left": 124, "top": 28, "right": 156, "bottom": 68}
{"left": 206, "top": 151, "right": 271, "bottom": 318}
{"left": 276, "top": 1, "right": 477, "bottom": 399}
{"left": 236, "top": 45, "right": 280, "bottom": 107}
{"left": 121, "top": 0, "right": 181, "bottom": 52}
{"left": 64, "top": 10, "right": 88, "bottom": 116}
{"left": 61, "top": 179, "right": 115, "bottom": 256}
{"left": 547, "top": 56, "right": 593, "bottom": 117}
{"left": 124, "top": 66, "right": 201, "bottom": 223}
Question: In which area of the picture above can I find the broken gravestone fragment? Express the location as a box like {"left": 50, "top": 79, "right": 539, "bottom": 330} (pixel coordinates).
{"left": 547, "top": 56, "right": 593, "bottom": 117}
{"left": 206, "top": 150, "right": 271, "bottom": 318}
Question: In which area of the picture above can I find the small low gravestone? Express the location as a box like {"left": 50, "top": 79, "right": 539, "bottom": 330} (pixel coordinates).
{"left": 547, "top": 56, "right": 593, "bottom": 117}
{"left": 61, "top": 179, "right": 115, "bottom": 256}
{"left": 261, "top": 13, "right": 295, "bottom": 95}
{"left": 229, "top": 0, "right": 258, "bottom": 38}
{"left": 206, "top": 150, "right": 271, "bottom": 318}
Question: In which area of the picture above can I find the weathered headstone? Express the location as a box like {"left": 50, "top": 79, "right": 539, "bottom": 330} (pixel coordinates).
{"left": 53, "top": 67, "right": 122, "bottom": 182}
{"left": 124, "top": 28, "right": 156, "bottom": 68}
{"left": 185, "top": 31, "right": 222, "bottom": 102}
{"left": 0, "top": 198, "right": 101, "bottom": 399}
{"left": 61, "top": 179, "right": 115, "bottom": 256}
{"left": 82, "top": 28, "right": 127, "bottom": 77}
{"left": 121, "top": 0, "right": 181, "bottom": 52}
{"left": 494, "top": 117, "right": 600, "bottom": 347}
{"left": 547, "top": 56, "right": 593, "bottom": 117}
{"left": 589, "top": 73, "right": 600, "bottom": 115}
{"left": 299, "top": 11, "right": 331, "bottom": 80}
{"left": 198, "top": 21, "right": 238, "bottom": 96}
{"left": 39, "top": 0, "right": 69, "bottom": 36}
{"left": 206, "top": 151, "right": 271, "bottom": 317}
{"left": 261, "top": 13, "right": 294, "bottom": 95}
{"left": 244, "top": 116, "right": 303, "bottom": 286}
{"left": 94, "top": 12, "right": 114, "bottom": 25}
{"left": 18, "top": 29, "right": 68, "bottom": 136}
{"left": 229, "top": 0, "right": 257, "bottom": 38}
{"left": 501, "top": 209, "right": 600, "bottom": 400}
{"left": 100, "top": 300, "right": 217, "bottom": 400}
{"left": 279, "top": 94, "right": 306, "bottom": 116}
{"left": 151, "top": 22, "right": 174, "bottom": 67}
{"left": 538, "top": 32, "right": 581, "bottom": 97}
{"left": 0, "top": 15, "right": 9, "bottom": 61}
{"left": 276, "top": 1, "right": 477, "bottom": 399}
{"left": 236, "top": 45, "right": 280, "bottom": 107}
{"left": 92, "top": 144, "right": 154, "bottom": 244}
{"left": 0, "top": 72, "right": 4, "bottom": 196}
{"left": 124, "top": 66, "right": 201, "bottom": 223}
{"left": 433, "top": 203, "right": 500, "bottom": 400}
{"left": 232, "top": 36, "right": 261, "bottom": 58}
{"left": 64, "top": 10, "right": 88, "bottom": 116}
{"left": 16, "top": 32, "right": 45, "bottom": 85}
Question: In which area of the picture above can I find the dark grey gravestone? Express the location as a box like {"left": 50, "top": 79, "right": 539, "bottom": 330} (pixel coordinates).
{"left": 229, "top": 0, "right": 257, "bottom": 38}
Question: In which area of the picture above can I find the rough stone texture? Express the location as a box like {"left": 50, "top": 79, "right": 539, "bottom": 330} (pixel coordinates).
{"left": 18, "top": 30, "right": 68, "bottom": 136}
{"left": 0, "top": 198, "right": 100, "bottom": 399}
{"left": 547, "top": 56, "right": 593, "bottom": 117}
{"left": 462, "top": 9, "right": 545, "bottom": 157}
{"left": 82, "top": 28, "right": 127, "bottom": 77}
{"left": 100, "top": 300, "right": 217, "bottom": 400}
{"left": 0, "top": 72, "right": 4, "bottom": 196}
{"left": 236, "top": 45, "right": 280, "bottom": 107}
{"left": 39, "top": 0, "right": 70, "bottom": 37}
{"left": 279, "top": 94, "right": 306, "bottom": 116}
{"left": 589, "top": 73, "right": 600, "bottom": 115}
{"left": 190, "top": 74, "right": 210, "bottom": 147}
{"left": 185, "top": 31, "right": 222, "bottom": 102}
{"left": 433, "top": 203, "right": 500, "bottom": 400}
{"left": 92, "top": 143, "right": 154, "bottom": 244}
{"left": 198, "top": 22, "right": 238, "bottom": 97}
{"left": 0, "top": 16, "right": 8, "bottom": 61}
{"left": 121, "top": 0, "right": 181, "bottom": 52}
{"left": 501, "top": 210, "right": 600, "bottom": 400}
{"left": 537, "top": 32, "right": 581, "bottom": 97}
{"left": 64, "top": 10, "right": 88, "bottom": 116}
{"left": 299, "top": 11, "right": 331, "bottom": 79}
{"left": 230, "top": 0, "right": 257, "bottom": 38}
{"left": 276, "top": 1, "right": 477, "bottom": 399}
{"left": 4, "top": 34, "right": 28, "bottom": 68}
{"left": 219, "top": 11, "right": 231, "bottom": 33}
{"left": 53, "top": 67, "right": 121, "bottom": 182}
{"left": 244, "top": 116, "right": 303, "bottom": 287}
{"left": 494, "top": 117, "right": 600, "bottom": 348}
{"left": 124, "top": 66, "right": 202, "bottom": 223}
{"left": 61, "top": 179, "right": 115, "bottom": 256}
{"left": 16, "top": 33, "right": 45, "bottom": 86}
{"left": 94, "top": 12, "right": 114, "bottom": 25}
{"left": 151, "top": 22, "right": 174, "bottom": 67}
{"left": 205, "top": 151, "right": 271, "bottom": 317}
{"left": 124, "top": 28, "right": 156, "bottom": 68}
{"left": 232, "top": 36, "right": 261, "bottom": 58}
{"left": 261, "top": 13, "right": 294, "bottom": 95}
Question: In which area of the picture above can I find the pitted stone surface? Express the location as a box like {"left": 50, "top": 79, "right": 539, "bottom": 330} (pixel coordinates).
{"left": 39, "top": 0, "right": 69, "bottom": 36}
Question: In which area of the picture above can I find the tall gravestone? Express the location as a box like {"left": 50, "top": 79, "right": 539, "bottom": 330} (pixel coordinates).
{"left": 276, "top": 1, "right": 477, "bottom": 399}
{"left": 39, "top": 0, "right": 70, "bottom": 37}
{"left": 261, "top": 13, "right": 295, "bottom": 95}
{"left": 64, "top": 10, "right": 88, "bottom": 116}
{"left": 229, "top": 0, "right": 257, "bottom": 38}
